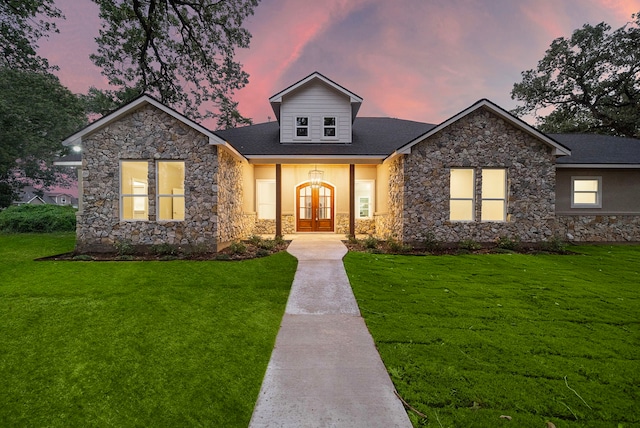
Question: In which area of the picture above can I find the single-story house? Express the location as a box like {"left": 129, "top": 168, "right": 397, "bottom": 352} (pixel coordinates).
{"left": 59, "top": 72, "right": 640, "bottom": 252}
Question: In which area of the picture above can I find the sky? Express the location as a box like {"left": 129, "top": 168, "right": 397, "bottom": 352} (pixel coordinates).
{"left": 38, "top": 0, "right": 640, "bottom": 128}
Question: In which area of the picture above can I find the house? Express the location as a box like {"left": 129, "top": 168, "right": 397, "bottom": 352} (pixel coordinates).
{"left": 15, "top": 185, "right": 78, "bottom": 208}
{"left": 59, "top": 72, "right": 640, "bottom": 252}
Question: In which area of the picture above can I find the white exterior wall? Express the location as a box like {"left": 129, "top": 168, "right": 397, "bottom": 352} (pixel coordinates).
{"left": 280, "top": 81, "right": 352, "bottom": 143}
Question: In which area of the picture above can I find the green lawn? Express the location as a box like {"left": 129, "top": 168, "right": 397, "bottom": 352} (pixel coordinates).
{"left": 0, "top": 233, "right": 297, "bottom": 427}
{"left": 345, "top": 246, "right": 640, "bottom": 428}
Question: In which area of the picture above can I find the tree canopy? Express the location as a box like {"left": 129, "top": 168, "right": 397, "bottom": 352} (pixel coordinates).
{"left": 89, "top": 0, "right": 258, "bottom": 127}
{"left": 0, "top": 0, "right": 62, "bottom": 71}
{"left": 511, "top": 11, "right": 640, "bottom": 138}
{"left": 0, "top": 68, "right": 86, "bottom": 208}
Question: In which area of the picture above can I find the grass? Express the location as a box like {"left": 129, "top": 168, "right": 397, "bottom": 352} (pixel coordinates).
{"left": 0, "top": 233, "right": 297, "bottom": 427}
{"left": 344, "top": 246, "right": 640, "bottom": 427}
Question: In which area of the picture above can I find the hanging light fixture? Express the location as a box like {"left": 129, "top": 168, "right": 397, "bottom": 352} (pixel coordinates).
{"left": 308, "top": 165, "right": 324, "bottom": 188}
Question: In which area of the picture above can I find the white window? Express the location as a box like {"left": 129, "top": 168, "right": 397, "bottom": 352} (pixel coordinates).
{"left": 355, "top": 180, "right": 374, "bottom": 219}
{"left": 295, "top": 117, "right": 309, "bottom": 137}
{"left": 481, "top": 169, "right": 507, "bottom": 222}
{"left": 121, "top": 161, "right": 149, "bottom": 220}
{"left": 572, "top": 177, "right": 601, "bottom": 208}
{"left": 450, "top": 168, "right": 475, "bottom": 221}
{"left": 323, "top": 117, "right": 337, "bottom": 138}
{"left": 257, "top": 179, "right": 276, "bottom": 219}
{"left": 157, "top": 161, "right": 185, "bottom": 221}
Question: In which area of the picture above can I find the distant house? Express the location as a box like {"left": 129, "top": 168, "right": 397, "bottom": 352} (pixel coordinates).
{"left": 59, "top": 72, "right": 640, "bottom": 252}
{"left": 15, "top": 185, "right": 77, "bottom": 208}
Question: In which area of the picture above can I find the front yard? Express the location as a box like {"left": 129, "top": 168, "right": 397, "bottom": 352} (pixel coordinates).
{"left": 345, "top": 246, "right": 640, "bottom": 427}
{"left": 0, "top": 233, "right": 297, "bottom": 427}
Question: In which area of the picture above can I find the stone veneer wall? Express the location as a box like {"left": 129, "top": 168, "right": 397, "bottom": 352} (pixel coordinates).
{"left": 381, "top": 156, "right": 405, "bottom": 239}
{"left": 217, "top": 148, "right": 251, "bottom": 243}
{"left": 556, "top": 215, "right": 640, "bottom": 242}
{"left": 76, "top": 104, "right": 218, "bottom": 252}
{"left": 401, "top": 108, "right": 557, "bottom": 244}
{"left": 335, "top": 214, "right": 375, "bottom": 235}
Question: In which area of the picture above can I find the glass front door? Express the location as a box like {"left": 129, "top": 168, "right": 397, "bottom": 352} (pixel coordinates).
{"left": 296, "top": 182, "right": 334, "bottom": 232}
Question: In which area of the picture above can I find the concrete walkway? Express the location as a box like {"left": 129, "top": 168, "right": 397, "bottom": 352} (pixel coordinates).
{"left": 249, "top": 234, "right": 412, "bottom": 428}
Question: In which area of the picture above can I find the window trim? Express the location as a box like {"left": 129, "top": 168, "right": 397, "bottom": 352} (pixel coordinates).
{"left": 449, "top": 168, "right": 476, "bottom": 222}
{"left": 294, "top": 116, "right": 310, "bottom": 140}
{"left": 481, "top": 168, "right": 507, "bottom": 222}
{"left": 322, "top": 116, "right": 338, "bottom": 140}
{"left": 571, "top": 176, "right": 602, "bottom": 208}
{"left": 156, "top": 160, "right": 186, "bottom": 221}
{"left": 120, "top": 160, "right": 149, "bottom": 221}
{"left": 355, "top": 179, "right": 375, "bottom": 219}
{"left": 256, "top": 179, "right": 277, "bottom": 220}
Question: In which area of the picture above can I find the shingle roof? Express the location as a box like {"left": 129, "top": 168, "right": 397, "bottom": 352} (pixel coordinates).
{"left": 551, "top": 134, "right": 640, "bottom": 165}
{"left": 215, "top": 117, "right": 436, "bottom": 157}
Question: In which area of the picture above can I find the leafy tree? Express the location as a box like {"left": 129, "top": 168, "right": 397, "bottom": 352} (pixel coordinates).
{"left": 511, "top": 12, "right": 640, "bottom": 138}
{"left": 89, "top": 0, "right": 257, "bottom": 126}
{"left": 0, "top": 0, "right": 63, "bottom": 71}
{"left": 0, "top": 68, "right": 86, "bottom": 208}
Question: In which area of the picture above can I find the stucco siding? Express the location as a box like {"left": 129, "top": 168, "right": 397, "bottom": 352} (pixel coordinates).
{"left": 556, "top": 168, "right": 640, "bottom": 214}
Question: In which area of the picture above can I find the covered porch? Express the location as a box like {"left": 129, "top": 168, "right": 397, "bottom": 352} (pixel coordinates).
{"left": 240, "top": 161, "right": 393, "bottom": 237}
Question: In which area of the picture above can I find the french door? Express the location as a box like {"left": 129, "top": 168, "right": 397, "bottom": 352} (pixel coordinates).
{"left": 296, "top": 182, "right": 334, "bottom": 232}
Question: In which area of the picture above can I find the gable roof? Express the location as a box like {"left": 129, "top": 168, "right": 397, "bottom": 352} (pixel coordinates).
{"left": 268, "top": 72, "right": 363, "bottom": 123}
{"left": 389, "top": 99, "right": 571, "bottom": 160}
{"left": 215, "top": 117, "right": 436, "bottom": 163}
{"left": 60, "top": 95, "right": 245, "bottom": 160}
{"left": 552, "top": 134, "right": 640, "bottom": 167}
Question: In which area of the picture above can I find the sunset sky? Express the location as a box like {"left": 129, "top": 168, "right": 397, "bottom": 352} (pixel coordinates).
{"left": 38, "top": 0, "right": 640, "bottom": 128}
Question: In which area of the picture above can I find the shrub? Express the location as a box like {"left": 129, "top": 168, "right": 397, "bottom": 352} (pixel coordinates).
{"left": 0, "top": 204, "right": 76, "bottom": 233}
{"left": 248, "top": 235, "right": 263, "bottom": 246}
{"left": 114, "top": 239, "right": 135, "bottom": 256}
{"left": 151, "top": 243, "right": 178, "bottom": 256}
{"left": 258, "top": 239, "right": 276, "bottom": 250}
{"left": 361, "top": 235, "right": 378, "bottom": 249}
{"left": 228, "top": 241, "right": 247, "bottom": 255}
{"left": 256, "top": 248, "right": 270, "bottom": 258}
{"left": 459, "top": 238, "right": 482, "bottom": 251}
{"left": 541, "top": 236, "right": 567, "bottom": 253}
{"left": 421, "top": 232, "right": 440, "bottom": 252}
{"left": 387, "top": 237, "right": 412, "bottom": 254}
{"left": 496, "top": 236, "right": 520, "bottom": 251}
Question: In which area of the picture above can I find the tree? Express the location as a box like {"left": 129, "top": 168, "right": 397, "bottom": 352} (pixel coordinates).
{"left": 0, "top": 68, "right": 86, "bottom": 208}
{"left": 89, "top": 0, "right": 258, "bottom": 126}
{"left": 0, "top": 0, "right": 63, "bottom": 71}
{"left": 511, "top": 11, "right": 640, "bottom": 138}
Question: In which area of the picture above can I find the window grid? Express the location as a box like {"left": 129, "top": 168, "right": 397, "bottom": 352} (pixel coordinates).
{"left": 572, "top": 177, "right": 602, "bottom": 208}
{"left": 323, "top": 117, "right": 337, "bottom": 138}
{"left": 449, "top": 168, "right": 475, "bottom": 222}
{"left": 296, "top": 116, "right": 309, "bottom": 137}
{"left": 481, "top": 169, "right": 507, "bottom": 222}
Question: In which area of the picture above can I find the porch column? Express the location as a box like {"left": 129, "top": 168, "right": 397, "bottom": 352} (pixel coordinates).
{"left": 349, "top": 164, "right": 355, "bottom": 237}
{"left": 276, "top": 164, "right": 282, "bottom": 237}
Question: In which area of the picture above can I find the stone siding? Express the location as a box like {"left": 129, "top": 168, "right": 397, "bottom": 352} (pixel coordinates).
{"left": 384, "top": 156, "right": 405, "bottom": 239}
{"left": 217, "top": 148, "right": 250, "bottom": 243}
{"left": 556, "top": 215, "right": 640, "bottom": 242}
{"left": 401, "top": 108, "right": 557, "bottom": 244}
{"left": 76, "top": 104, "right": 218, "bottom": 252}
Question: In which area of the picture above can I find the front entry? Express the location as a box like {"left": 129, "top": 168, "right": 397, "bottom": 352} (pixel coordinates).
{"left": 296, "top": 182, "right": 334, "bottom": 232}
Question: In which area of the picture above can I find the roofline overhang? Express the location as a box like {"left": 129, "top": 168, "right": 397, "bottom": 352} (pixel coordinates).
{"left": 556, "top": 163, "right": 640, "bottom": 169}
{"left": 61, "top": 95, "right": 247, "bottom": 162}
{"left": 388, "top": 99, "right": 571, "bottom": 160}
{"left": 53, "top": 161, "right": 82, "bottom": 167}
{"left": 244, "top": 154, "right": 384, "bottom": 165}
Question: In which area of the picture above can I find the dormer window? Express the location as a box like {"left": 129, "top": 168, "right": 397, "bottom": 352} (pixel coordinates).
{"left": 323, "top": 117, "right": 337, "bottom": 138}
{"left": 296, "top": 117, "right": 309, "bottom": 137}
